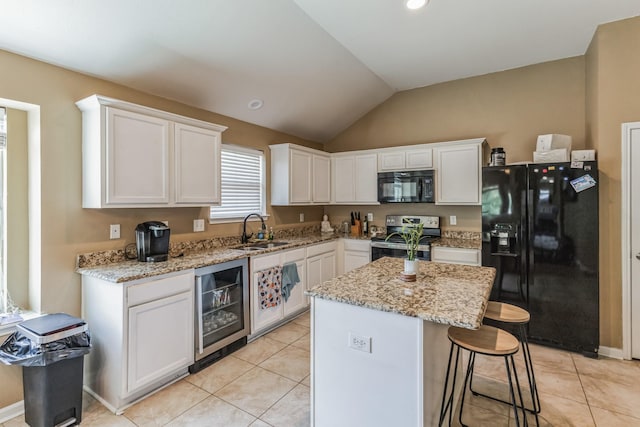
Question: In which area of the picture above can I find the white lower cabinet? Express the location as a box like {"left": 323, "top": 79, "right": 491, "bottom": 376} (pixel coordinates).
{"left": 251, "top": 248, "right": 307, "bottom": 335}
{"left": 127, "top": 290, "right": 194, "bottom": 394}
{"left": 81, "top": 271, "right": 194, "bottom": 414}
{"left": 306, "top": 241, "right": 337, "bottom": 291}
{"left": 342, "top": 239, "right": 372, "bottom": 274}
{"left": 431, "top": 246, "right": 481, "bottom": 266}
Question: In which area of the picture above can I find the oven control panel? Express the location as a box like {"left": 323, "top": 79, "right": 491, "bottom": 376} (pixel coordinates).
{"left": 385, "top": 215, "right": 440, "bottom": 229}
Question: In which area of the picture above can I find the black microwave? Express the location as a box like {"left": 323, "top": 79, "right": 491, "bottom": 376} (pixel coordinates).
{"left": 377, "top": 170, "right": 435, "bottom": 203}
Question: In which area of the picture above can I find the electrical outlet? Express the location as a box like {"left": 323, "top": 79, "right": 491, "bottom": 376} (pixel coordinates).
{"left": 193, "top": 219, "right": 205, "bottom": 232}
{"left": 299, "top": 213, "right": 304, "bottom": 222}
{"left": 109, "top": 224, "right": 120, "bottom": 240}
{"left": 348, "top": 332, "right": 372, "bottom": 353}
{"left": 367, "top": 212, "right": 374, "bottom": 221}
{"left": 161, "top": 220, "right": 168, "bottom": 226}
{"left": 449, "top": 215, "right": 457, "bottom": 226}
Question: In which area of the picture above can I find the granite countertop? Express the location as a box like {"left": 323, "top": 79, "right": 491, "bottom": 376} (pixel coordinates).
{"left": 431, "top": 237, "right": 481, "bottom": 250}
{"left": 77, "top": 233, "right": 339, "bottom": 283}
{"left": 306, "top": 257, "right": 495, "bottom": 329}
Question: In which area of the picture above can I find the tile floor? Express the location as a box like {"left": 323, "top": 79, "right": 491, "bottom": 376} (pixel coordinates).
{"left": 3, "top": 310, "right": 640, "bottom": 426}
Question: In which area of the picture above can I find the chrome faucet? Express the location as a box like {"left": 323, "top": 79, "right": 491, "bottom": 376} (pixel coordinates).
{"left": 241, "top": 213, "right": 266, "bottom": 244}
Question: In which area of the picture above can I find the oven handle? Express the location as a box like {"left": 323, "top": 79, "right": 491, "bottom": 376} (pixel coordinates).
{"left": 195, "top": 275, "right": 204, "bottom": 355}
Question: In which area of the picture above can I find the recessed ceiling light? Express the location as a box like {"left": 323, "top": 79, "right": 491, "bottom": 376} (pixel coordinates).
{"left": 248, "top": 99, "right": 264, "bottom": 110}
{"left": 406, "top": 0, "right": 428, "bottom": 10}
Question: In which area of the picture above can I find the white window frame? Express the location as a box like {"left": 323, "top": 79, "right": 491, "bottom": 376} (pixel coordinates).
{"left": 209, "top": 144, "right": 267, "bottom": 223}
{"left": 0, "top": 108, "right": 7, "bottom": 315}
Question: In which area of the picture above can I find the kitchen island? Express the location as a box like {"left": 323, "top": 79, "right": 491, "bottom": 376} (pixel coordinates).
{"left": 306, "top": 257, "right": 496, "bottom": 427}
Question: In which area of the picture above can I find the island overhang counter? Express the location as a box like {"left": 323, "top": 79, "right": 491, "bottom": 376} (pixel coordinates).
{"left": 305, "top": 257, "right": 496, "bottom": 427}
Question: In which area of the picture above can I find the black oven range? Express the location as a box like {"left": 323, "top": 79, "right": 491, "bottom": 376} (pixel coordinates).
{"left": 371, "top": 215, "right": 441, "bottom": 261}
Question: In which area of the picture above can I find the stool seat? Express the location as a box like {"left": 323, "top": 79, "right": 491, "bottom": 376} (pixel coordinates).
{"left": 484, "top": 301, "right": 530, "bottom": 324}
{"left": 448, "top": 325, "right": 519, "bottom": 356}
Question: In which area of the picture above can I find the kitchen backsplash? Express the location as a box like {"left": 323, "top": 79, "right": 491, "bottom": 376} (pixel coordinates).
{"left": 77, "top": 223, "right": 323, "bottom": 269}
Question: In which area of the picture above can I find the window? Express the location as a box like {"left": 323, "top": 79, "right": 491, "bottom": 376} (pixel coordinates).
{"left": 210, "top": 144, "right": 266, "bottom": 221}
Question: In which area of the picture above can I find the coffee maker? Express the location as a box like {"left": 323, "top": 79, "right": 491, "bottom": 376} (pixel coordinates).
{"left": 135, "top": 221, "right": 170, "bottom": 262}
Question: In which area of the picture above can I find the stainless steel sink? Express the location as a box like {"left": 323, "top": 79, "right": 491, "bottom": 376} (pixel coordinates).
{"left": 232, "top": 241, "right": 289, "bottom": 251}
{"left": 245, "top": 241, "right": 289, "bottom": 249}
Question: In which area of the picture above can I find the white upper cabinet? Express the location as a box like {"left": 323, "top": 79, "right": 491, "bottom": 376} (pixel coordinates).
{"left": 76, "top": 95, "right": 227, "bottom": 208}
{"left": 174, "top": 123, "right": 222, "bottom": 205}
{"left": 377, "top": 147, "right": 433, "bottom": 171}
{"left": 270, "top": 143, "right": 331, "bottom": 205}
{"left": 435, "top": 138, "right": 486, "bottom": 205}
{"left": 331, "top": 152, "right": 378, "bottom": 204}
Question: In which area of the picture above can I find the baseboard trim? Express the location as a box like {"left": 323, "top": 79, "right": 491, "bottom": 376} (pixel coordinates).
{"left": 599, "top": 346, "right": 624, "bottom": 360}
{"left": 0, "top": 400, "right": 24, "bottom": 424}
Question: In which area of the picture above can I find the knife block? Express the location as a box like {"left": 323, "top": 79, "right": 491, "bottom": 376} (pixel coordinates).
{"left": 351, "top": 221, "right": 362, "bottom": 236}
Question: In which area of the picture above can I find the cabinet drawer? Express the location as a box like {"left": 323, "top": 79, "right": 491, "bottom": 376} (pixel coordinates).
{"left": 431, "top": 247, "right": 480, "bottom": 266}
{"left": 127, "top": 272, "right": 194, "bottom": 307}
{"left": 252, "top": 253, "right": 282, "bottom": 271}
{"left": 307, "top": 241, "right": 338, "bottom": 257}
{"left": 343, "top": 239, "right": 371, "bottom": 252}
{"left": 282, "top": 248, "right": 306, "bottom": 263}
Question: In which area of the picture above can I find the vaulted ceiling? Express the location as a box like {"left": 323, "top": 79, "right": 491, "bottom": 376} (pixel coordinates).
{"left": 0, "top": 1, "right": 637, "bottom": 142}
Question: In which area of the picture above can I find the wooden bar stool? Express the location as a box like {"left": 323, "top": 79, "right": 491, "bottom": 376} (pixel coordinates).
{"left": 439, "top": 324, "right": 527, "bottom": 427}
{"left": 470, "top": 302, "right": 540, "bottom": 425}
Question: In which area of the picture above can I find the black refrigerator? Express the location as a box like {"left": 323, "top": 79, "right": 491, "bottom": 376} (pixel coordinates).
{"left": 481, "top": 161, "right": 599, "bottom": 357}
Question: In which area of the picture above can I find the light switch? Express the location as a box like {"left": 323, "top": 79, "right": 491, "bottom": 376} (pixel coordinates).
{"left": 449, "top": 215, "right": 457, "bottom": 226}
{"left": 109, "top": 224, "right": 120, "bottom": 240}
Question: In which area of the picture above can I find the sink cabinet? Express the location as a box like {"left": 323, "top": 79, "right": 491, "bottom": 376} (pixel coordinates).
{"left": 250, "top": 248, "right": 308, "bottom": 335}
{"left": 81, "top": 271, "right": 194, "bottom": 413}
{"left": 76, "top": 95, "right": 226, "bottom": 208}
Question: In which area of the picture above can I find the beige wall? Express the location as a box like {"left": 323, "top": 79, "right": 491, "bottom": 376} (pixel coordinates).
{"left": 325, "top": 57, "right": 586, "bottom": 232}
{"left": 0, "top": 50, "right": 323, "bottom": 409}
{"left": 585, "top": 16, "right": 640, "bottom": 349}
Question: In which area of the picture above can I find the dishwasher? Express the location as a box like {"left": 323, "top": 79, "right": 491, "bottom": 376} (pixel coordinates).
{"left": 191, "top": 257, "right": 249, "bottom": 372}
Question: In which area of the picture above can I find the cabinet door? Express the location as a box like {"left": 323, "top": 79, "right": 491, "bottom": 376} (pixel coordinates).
{"left": 321, "top": 252, "right": 337, "bottom": 282}
{"left": 332, "top": 157, "right": 356, "bottom": 203}
{"left": 106, "top": 108, "right": 170, "bottom": 205}
{"left": 312, "top": 154, "right": 331, "bottom": 203}
{"left": 127, "top": 291, "right": 194, "bottom": 394}
{"left": 405, "top": 148, "right": 433, "bottom": 169}
{"left": 355, "top": 154, "right": 378, "bottom": 203}
{"left": 378, "top": 151, "right": 405, "bottom": 171}
{"left": 251, "top": 254, "right": 284, "bottom": 333}
{"left": 283, "top": 259, "right": 307, "bottom": 317}
{"left": 174, "top": 123, "right": 221, "bottom": 205}
{"left": 436, "top": 144, "right": 481, "bottom": 205}
{"left": 307, "top": 255, "right": 322, "bottom": 290}
{"left": 290, "top": 150, "right": 312, "bottom": 203}
{"left": 344, "top": 251, "right": 370, "bottom": 273}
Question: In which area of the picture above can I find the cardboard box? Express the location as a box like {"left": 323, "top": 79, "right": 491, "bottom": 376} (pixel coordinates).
{"left": 536, "top": 134, "right": 572, "bottom": 152}
{"left": 533, "top": 149, "right": 569, "bottom": 163}
{"left": 571, "top": 149, "right": 596, "bottom": 161}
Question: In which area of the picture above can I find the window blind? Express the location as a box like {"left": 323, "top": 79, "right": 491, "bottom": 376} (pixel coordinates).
{"left": 210, "top": 144, "right": 265, "bottom": 220}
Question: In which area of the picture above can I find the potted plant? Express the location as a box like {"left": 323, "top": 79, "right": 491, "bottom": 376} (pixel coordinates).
{"left": 385, "top": 222, "right": 425, "bottom": 274}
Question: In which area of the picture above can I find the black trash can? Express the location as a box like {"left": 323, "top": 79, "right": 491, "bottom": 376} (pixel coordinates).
{"left": 0, "top": 313, "right": 91, "bottom": 427}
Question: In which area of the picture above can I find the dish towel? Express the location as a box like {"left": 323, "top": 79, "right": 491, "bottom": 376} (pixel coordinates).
{"left": 257, "top": 266, "right": 282, "bottom": 309}
{"left": 281, "top": 262, "right": 301, "bottom": 302}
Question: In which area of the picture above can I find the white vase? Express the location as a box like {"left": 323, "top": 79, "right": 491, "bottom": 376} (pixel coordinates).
{"left": 404, "top": 259, "right": 418, "bottom": 274}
